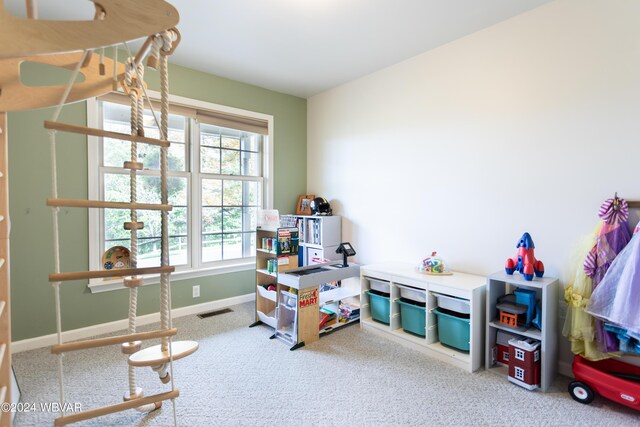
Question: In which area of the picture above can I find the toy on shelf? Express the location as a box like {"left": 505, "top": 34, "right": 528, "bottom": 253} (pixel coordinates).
{"left": 418, "top": 251, "right": 452, "bottom": 276}
{"left": 497, "top": 294, "right": 528, "bottom": 328}
{"left": 505, "top": 232, "right": 545, "bottom": 281}
{"left": 497, "top": 291, "right": 541, "bottom": 330}
{"left": 508, "top": 337, "right": 541, "bottom": 390}
{"left": 569, "top": 355, "right": 640, "bottom": 410}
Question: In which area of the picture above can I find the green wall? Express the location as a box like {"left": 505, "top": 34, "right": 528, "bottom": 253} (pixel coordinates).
{"left": 8, "top": 62, "right": 307, "bottom": 341}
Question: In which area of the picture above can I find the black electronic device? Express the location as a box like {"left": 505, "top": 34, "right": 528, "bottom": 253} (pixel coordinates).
{"left": 335, "top": 242, "right": 356, "bottom": 268}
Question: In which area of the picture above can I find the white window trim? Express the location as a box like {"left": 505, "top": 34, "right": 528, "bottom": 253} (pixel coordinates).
{"left": 87, "top": 90, "right": 274, "bottom": 293}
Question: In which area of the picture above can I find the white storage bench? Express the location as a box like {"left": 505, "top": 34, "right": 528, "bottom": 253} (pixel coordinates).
{"left": 360, "top": 262, "right": 486, "bottom": 373}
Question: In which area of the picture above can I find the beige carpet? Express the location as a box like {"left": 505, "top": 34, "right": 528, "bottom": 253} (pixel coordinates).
{"left": 11, "top": 302, "right": 640, "bottom": 426}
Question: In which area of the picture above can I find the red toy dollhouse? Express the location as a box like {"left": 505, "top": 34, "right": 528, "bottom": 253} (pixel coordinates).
{"left": 494, "top": 330, "right": 522, "bottom": 366}
{"left": 508, "top": 337, "right": 541, "bottom": 390}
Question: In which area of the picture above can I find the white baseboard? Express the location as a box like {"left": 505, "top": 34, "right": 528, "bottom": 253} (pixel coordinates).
{"left": 11, "top": 293, "right": 255, "bottom": 354}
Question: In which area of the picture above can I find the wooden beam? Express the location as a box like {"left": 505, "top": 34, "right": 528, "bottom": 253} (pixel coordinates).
{"left": 49, "top": 265, "right": 174, "bottom": 282}
{"left": 44, "top": 121, "right": 170, "bottom": 147}
{"left": 628, "top": 200, "right": 640, "bottom": 209}
{"left": 51, "top": 328, "right": 177, "bottom": 354}
{"left": 53, "top": 389, "right": 179, "bottom": 426}
{"left": 47, "top": 198, "right": 172, "bottom": 211}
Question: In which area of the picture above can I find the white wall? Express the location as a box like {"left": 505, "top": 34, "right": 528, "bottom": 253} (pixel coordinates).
{"left": 307, "top": 0, "right": 640, "bottom": 372}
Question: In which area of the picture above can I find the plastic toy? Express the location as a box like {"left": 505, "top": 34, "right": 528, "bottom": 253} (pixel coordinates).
{"left": 419, "top": 251, "right": 452, "bottom": 275}
{"left": 505, "top": 232, "right": 544, "bottom": 281}
{"left": 508, "top": 337, "right": 541, "bottom": 390}
{"left": 569, "top": 355, "right": 640, "bottom": 410}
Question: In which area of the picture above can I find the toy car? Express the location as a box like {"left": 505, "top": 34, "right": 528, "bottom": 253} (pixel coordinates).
{"left": 568, "top": 355, "right": 640, "bottom": 410}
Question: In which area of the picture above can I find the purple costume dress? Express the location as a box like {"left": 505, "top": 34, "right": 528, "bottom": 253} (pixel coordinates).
{"left": 587, "top": 221, "right": 640, "bottom": 341}
{"left": 583, "top": 198, "right": 630, "bottom": 352}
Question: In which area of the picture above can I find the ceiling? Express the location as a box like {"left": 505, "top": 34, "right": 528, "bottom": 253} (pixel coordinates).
{"left": 5, "top": 0, "right": 552, "bottom": 98}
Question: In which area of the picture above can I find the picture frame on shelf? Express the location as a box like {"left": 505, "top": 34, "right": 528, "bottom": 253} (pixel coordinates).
{"left": 296, "top": 194, "right": 314, "bottom": 215}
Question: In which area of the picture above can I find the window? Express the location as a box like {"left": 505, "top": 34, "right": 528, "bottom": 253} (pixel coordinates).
{"left": 514, "top": 367, "right": 525, "bottom": 381}
{"left": 88, "top": 91, "right": 272, "bottom": 292}
{"left": 514, "top": 348, "right": 525, "bottom": 361}
{"left": 502, "top": 351, "right": 509, "bottom": 362}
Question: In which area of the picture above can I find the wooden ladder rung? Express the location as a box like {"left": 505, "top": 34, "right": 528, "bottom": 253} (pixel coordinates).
{"left": 0, "top": 301, "right": 4, "bottom": 318}
{"left": 44, "top": 121, "right": 170, "bottom": 148}
{"left": 0, "top": 215, "right": 4, "bottom": 222}
{"left": 49, "top": 265, "right": 174, "bottom": 282}
{"left": 0, "top": 344, "right": 5, "bottom": 368}
{"left": 54, "top": 389, "right": 179, "bottom": 426}
{"left": 0, "top": 258, "right": 4, "bottom": 269}
{"left": 47, "top": 198, "right": 172, "bottom": 211}
{"left": 51, "top": 328, "right": 177, "bottom": 354}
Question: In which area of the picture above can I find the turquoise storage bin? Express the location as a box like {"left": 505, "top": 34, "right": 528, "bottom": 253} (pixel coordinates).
{"left": 433, "top": 308, "right": 470, "bottom": 352}
{"left": 396, "top": 298, "right": 426, "bottom": 337}
{"left": 366, "top": 290, "right": 390, "bottom": 324}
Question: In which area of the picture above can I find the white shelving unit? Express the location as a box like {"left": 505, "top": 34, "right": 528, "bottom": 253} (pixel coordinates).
{"left": 360, "top": 262, "right": 486, "bottom": 373}
{"left": 292, "top": 215, "right": 341, "bottom": 265}
{"left": 485, "top": 271, "right": 558, "bottom": 392}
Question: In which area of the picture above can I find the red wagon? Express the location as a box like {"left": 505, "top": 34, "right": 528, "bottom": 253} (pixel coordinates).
{"left": 569, "top": 355, "right": 640, "bottom": 410}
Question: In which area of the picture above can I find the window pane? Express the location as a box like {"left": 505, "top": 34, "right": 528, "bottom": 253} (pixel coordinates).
{"left": 202, "top": 234, "right": 222, "bottom": 263}
{"left": 170, "top": 207, "right": 188, "bottom": 236}
{"left": 102, "top": 103, "right": 186, "bottom": 172}
{"left": 223, "top": 233, "right": 242, "bottom": 260}
{"left": 223, "top": 208, "right": 242, "bottom": 233}
{"left": 137, "top": 211, "right": 161, "bottom": 239}
{"left": 169, "top": 176, "right": 188, "bottom": 206}
{"left": 221, "top": 136, "right": 240, "bottom": 150}
{"left": 202, "top": 207, "right": 222, "bottom": 233}
{"left": 223, "top": 180, "right": 242, "bottom": 206}
{"left": 200, "top": 146, "right": 220, "bottom": 174}
{"left": 144, "top": 143, "right": 162, "bottom": 169}
{"left": 202, "top": 179, "right": 222, "bottom": 206}
{"left": 201, "top": 124, "right": 221, "bottom": 147}
{"left": 103, "top": 138, "right": 130, "bottom": 168}
{"left": 241, "top": 151, "right": 261, "bottom": 176}
{"left": 221, "top": 149, "right": 240, "bottom": 175}
{"left": 169, "top": 236, "right": 188, "bottom": 266}
{"left": 169, "top": 142, "right": 186, "bottom": 171}
{"left": 105, "top": 209, "right": 130, "bottom": 241}
{"left": 138, "top": 237, "right": 160, "bottom": 267}
{"left": 104, "top": 173, "right": 130, "bottom": 202}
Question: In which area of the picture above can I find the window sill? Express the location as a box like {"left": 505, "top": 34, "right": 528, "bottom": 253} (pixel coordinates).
{"left": 88, "top": 259, "right": 256, "bottom": 293}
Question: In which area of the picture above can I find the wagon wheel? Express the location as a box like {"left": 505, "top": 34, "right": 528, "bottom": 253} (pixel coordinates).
{"left": 569, "top": 381, "right": 595, "bottom": 404}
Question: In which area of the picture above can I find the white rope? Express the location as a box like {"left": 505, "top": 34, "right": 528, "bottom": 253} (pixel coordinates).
{"left": 48, "top": 50, "right": 89, "bottom": 418}
{"left": 157, "top": 30, "right": 179, "bottom": 427}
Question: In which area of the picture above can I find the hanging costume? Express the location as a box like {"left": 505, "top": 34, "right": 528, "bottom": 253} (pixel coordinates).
{"left": 587, "top": 220, "right": 640, "bottom": 351}
{"left": 583, "top": 198, "right": 630, "bottom": 353}
{"left": 563, "top": 197, "right": 630, "bottom": 359}
{"left": 562, "top": 229, "right": 610, "bottom": 360}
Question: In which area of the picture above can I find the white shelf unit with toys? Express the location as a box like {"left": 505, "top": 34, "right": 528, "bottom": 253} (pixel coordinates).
{"left": 289, "top": 215, "right": 341, "bottom": 266}
{"left": 485, "top": 271, "right": 559, "bottom": 392}
{"left": 360, "top": 262, "right": 486, "bottom": 373}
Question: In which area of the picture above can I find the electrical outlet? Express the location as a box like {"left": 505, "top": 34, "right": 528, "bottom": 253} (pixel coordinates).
{"left": 192, "top": 285, "right": 200, "bottom": 298}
